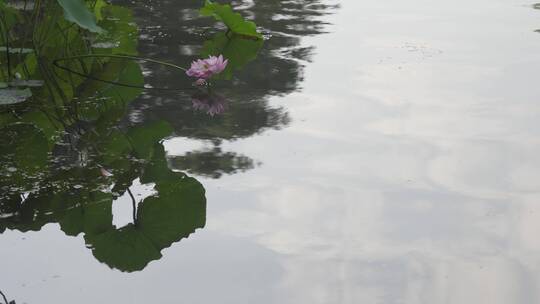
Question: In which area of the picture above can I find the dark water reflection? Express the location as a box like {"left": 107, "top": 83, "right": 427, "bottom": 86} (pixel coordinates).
{"left": 107, "top": 0, "right": 338, "bottom": 181}
{"left": 0, "top": 0, "right": 336, "bottom": 279}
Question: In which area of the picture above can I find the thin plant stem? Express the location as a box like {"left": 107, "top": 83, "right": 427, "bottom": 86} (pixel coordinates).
{"left": 0, "top": 16, "right": 12, "bottom": 79}
{"left": 56, "top": 54, "right": 187, "bottom": 71}
{"left": 53, "top": 54, "right": 193, "bottom": 90}
{"left": 127, "top": 188, "right": 138, "bottom": 225}
{"left": 0, "top": 289, "right": 9, "bottom": 304}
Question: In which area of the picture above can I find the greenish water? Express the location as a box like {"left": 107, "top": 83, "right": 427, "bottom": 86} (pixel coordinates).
{"left": 1, "top": 0, "right": 540, "bottom": 303}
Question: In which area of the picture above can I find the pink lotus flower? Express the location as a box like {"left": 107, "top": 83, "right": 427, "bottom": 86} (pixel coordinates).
{"left": 186, "top": 55, "right": 228, "bottom": 80}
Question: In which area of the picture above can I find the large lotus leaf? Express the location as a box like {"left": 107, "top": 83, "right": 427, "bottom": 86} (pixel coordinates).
{"left": 33, "top": 20, "right": 87, "bottom": 101}
{"left": 87, "top": 121, "right": 173, "bottom": 196}
{"left": 1, "top": 192, "right": 66, "bottom": 232}
{"left": 105, "top": 121, "right": 173, "bottom": 195}
{"left": 0, "top": 123, "right": 48, "bottom": 190}
{"left": 60, "top": 191, "right": 114, "bottom": 236}
{"left": 93, "top": 4, "right": 138, "bottom": 54}
{"left": 85, "top": 224, "right": 162, "bottom": 272}
{"left": 109, "top": 164, "right": 141, "bottom": 198}
{"left": 79, "top": 60, "right": 143, "bottom": 123}
{"left": 56, "top": 0, "right": 104, "bottom": 33}
{"left": 126, "top": 121, "right": 173, "bottom": 160}
{"left": 99, "top": 60, "right": 144, "bottom": 101}
{"left": 84, "top": 148, "right": 206, "bottom": 272}
{"left": 0, "top": 194, "right": 23, "bottom": 233}
{"left": 200, "top": 0, "right": 261, "bottom": 38}
{"left": 138, "top": 143, "right": 206, "bottom": 249}
{"left": 201, "top": 32, "right": 263, "bottom": 79}
{"left": 137, "top": 176, "right": 206, "bottom": 249}
{"left": 20, "top": 110, "right": 61, "bottom": 147}
{"left": 84, "top": 174, "right": 205, "bottom": 272}
{"left": 98, "top": 130, "right": 133, "bottom": 165}
{"left": 0, "top": 193, "right": 21, "bottom": 215}
{"left": 140, "top": 144, "right": 181, "bottom": 184}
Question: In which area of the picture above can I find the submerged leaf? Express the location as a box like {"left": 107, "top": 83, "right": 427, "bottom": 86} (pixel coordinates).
{"left": 56, "top": 0, "right": 104, "bottom": 33}
{"left": 200, "top": 0, "right": 262, "bottom": 38}
{"left": 0, "top": 88, "right": 32, "bottom": 105}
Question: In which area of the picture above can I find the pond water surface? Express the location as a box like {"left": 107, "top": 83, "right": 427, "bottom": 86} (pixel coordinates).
{"left": 2, "top": 0, "right": 540, "bottom": 303}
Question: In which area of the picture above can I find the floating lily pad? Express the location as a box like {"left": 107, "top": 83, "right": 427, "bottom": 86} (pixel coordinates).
{"left": 0, "top": 88, "right": 32, "bottom": 105}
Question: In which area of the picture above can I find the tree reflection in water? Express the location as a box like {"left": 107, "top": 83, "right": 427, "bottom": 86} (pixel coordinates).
{"left": 0, "top": 1, "right": 206, "bottom": 273}
{"left": 118, "top": 0, "right": 338, "bottom": 177}
{"left": 0, "top": 0, "right": 336, "bottom": 272}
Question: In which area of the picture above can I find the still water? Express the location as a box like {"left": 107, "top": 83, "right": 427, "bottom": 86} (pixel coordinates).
{"left": 2, "top": 0, "right": 540, "bottom": 303}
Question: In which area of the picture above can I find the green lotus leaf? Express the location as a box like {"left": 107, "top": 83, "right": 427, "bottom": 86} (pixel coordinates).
{"left": 200, "top": 0, "right": 262, "bottom": 38}
{"left": 56, "top": 0, "right": 104, "bottom": 33}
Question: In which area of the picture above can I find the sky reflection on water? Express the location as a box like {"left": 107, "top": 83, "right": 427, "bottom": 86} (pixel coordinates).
{"left": 2, "top": 0, "right": 540, "bottom": 303}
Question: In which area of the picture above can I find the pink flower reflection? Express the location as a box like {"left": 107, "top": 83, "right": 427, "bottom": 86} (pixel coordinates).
{"left": 194, "top": 78, "right": 206, "bottom": 86}
{"left": 191, "top": 92, "right": 227, "bottom": 116}
{"left": 186, "top": 55, "right": 228, "bottom": 80}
